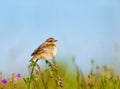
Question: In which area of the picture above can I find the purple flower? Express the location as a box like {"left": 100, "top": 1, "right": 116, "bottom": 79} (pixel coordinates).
{"left": 1, "top": 79, "right": 7, "bottom": 84}
{"left": 14, "top": 73, "right": 21, "bottom": 80}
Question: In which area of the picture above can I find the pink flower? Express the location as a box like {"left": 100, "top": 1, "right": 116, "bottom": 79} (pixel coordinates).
{"left": 14, "top": 73, "right": 21, "bottom": 80}
{"left": 1, "top": 79, "right": 7, "bottom": 84}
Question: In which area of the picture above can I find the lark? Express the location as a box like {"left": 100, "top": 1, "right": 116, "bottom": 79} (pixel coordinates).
{"left": 29, "top": 37, "right": 57, "bottom": 62}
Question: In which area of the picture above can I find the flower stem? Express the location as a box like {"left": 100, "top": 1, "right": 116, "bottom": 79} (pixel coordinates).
{"left": 28, "top": 59, "right": 39, "bottom": 89}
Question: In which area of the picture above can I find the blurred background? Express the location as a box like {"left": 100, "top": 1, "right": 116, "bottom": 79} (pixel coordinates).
{"left": 0, "top": 0, "right": 120, "bottom": 76}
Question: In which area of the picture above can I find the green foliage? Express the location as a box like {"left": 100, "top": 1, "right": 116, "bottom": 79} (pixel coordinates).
{"left": 1, "top": 58, "right": 120, "bottom": 89}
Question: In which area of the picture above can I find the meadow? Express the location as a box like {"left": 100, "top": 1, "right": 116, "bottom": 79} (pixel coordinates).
{"left": 0, "top": 57, "right": 120, "bottom": 89}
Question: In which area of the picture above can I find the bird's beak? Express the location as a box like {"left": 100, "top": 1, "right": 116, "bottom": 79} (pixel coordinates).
{"left": 55, "top": 40, "right": 58, "bottom": 42}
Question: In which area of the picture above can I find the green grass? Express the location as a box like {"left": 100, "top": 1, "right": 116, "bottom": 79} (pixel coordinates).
{"left": 0, "top": 58, "right": 120, "bottom": 89}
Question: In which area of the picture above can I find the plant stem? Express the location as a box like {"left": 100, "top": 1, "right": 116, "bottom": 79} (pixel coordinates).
{"left": 28, "top": 59, "right": 39, "bottom": 89}
{"left": 36, "top": 64, "right": 47, "bottom": 89}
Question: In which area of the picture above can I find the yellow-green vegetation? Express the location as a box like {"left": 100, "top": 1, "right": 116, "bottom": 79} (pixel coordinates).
{"left": 0, "top": 58, "right": 120, "bottom": 89}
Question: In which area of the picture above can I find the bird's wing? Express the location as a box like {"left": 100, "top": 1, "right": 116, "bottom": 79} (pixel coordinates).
{"left": 31, "top": 42, "right": 48, "bottom": 56}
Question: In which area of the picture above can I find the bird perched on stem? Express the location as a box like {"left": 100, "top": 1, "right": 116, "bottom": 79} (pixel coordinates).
{"left": 29, "top": 37, "right": 57, "bottom": 62}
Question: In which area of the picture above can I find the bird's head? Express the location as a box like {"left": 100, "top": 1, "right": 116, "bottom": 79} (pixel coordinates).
{"left": 46, "top": 37, "right": 57, "bottom": 42}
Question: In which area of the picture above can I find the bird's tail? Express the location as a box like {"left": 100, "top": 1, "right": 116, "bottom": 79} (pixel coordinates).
{"left": 29, "top": 59, "right": 32, "bottom": 62}
{"left": 29, "top": 57, "right": 35, "bottom": 62}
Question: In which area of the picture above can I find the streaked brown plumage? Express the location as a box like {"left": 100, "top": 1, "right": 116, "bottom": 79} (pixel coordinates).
{"left": 29, "top": 37, "right": 57, "bottom": 62}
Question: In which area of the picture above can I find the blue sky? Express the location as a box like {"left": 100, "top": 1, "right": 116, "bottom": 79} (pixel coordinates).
{"left": 0, "top": 0, "right": 120, "bottom": 76}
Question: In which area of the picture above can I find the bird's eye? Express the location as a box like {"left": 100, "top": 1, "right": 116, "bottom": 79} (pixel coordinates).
{"left": 47, "top": 40, "right": 52, "bottom": 42}
{"left": 49, "top": 40, "right": 53, "bottom": 42}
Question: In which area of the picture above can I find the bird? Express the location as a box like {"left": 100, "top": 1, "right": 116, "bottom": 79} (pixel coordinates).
{"left": 29, "top": 37, "right": 57, "bottom": 62}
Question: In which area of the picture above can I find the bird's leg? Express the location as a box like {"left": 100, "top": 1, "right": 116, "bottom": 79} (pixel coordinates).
{"left": 45, "top": 60, "right": 48, "bottom": 64}
{"left": 45, "top": 60, "right": 52, "bottom": 67}
{"left": 45, "top": 60, "right": 51, "bottom": 65}
{"left": 45, "top": 60, "right": 55, "bottom": 72}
